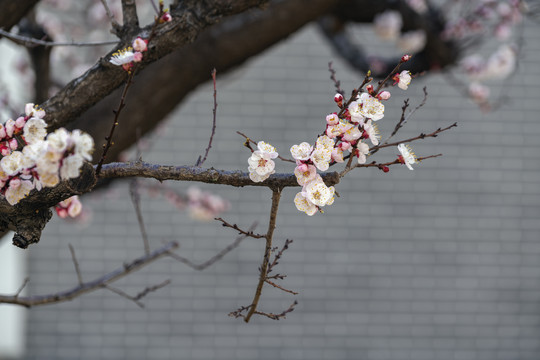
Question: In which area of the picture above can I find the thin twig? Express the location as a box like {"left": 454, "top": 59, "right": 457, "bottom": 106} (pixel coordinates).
{"left": 14, "top": 278, "right": 30, "bottom": 298}
{"left": 95, "top": 71, "right": 136, "bottom": 176}
{"left": 196, "top": 68, "right": 218, "bottom": 166}
{"left": 99, "top": 0, "right": 122, "bottom": 33}
{"left": 253, "top": 300, "right": 298, "bottom": 320}
{"left": 0, "top": 29, "right": 118, "bottom": 48}
{"left": 168, "top": 223, "right": 256, "bottom": 270}
{"left": 0, "top": 241, "right": 178, "bottom": 307}
{"left": 68, "top": 244, "right": 83, "bottom": 285}
{"left": 215, "top": 217, "right": 265, "bottom": 239}
{"left": 244, "top": 189, "right": 282, "bottom": 323}
{"left": 134, "top": 279, "right": 171, "bottom": 300}
{"left": 104, "top": 284, "right": 145, "bottom": 308}
{"left": 370, "top": 122, "right": 458, "bottom": 152}
{"left": 130, "top": 178, "right": 150, "bottom": 255}
{"left": 236, "top": 131, "right": 295, "bottom": 163}
{"left": 328, "top": 61, "right": 344, "bottom": 95}
{"left": 264, "top": 279, "right": 298, "bottom": 295}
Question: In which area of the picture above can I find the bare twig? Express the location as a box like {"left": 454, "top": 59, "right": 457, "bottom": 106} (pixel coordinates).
{"left": 0, "top": 241, "right": 178, "bottom": 307}
{"left": 100, "top": 0, "right": 122, "bottom": 33}
{"left": 268, "top": 238, "right": 293, "bottom": 273}
{"left": 254, "top": 300, "right": 298, "bottom": 320}
{"left": 168, "top": 223, "right": 256, "bottom": 270}
{"left": 236, "top": 131, "right": 296, "bottom": 163}
{"left": 370, "top": 122, "right": 458, "bottom": 152}
{"left": 264, "top": 279, "right": 298, "bottom": 295}
{"left": 0, "top": 29, "right": 118, "bottom": 48}
{"left": 328, "top": 61, "right": 344, "bottom": 95}
{"left": 95, "top": 71, "right": 136, "bottom": 176}
{"left": 244, "top": 189, "right": 282, "bottom": 323}
{"left": 68, "top": 244, "right": 83, "bottom": 285}
{"left": 196, "top": 68, "right": 218, "bottom": 166}
{"left": 130, "top": 178, "right": 150, "bottom": 255}
{"left": 14, "top": 277, "right": 30, "bottom": 298}
{"left": 134, "top": 279, "right": 171, "bottom": 301}
{"left": 104, "top": 284, "right": 145, "bottom": 308}
{"left": 215, "top": 217, "right": 265, "bottom": 239}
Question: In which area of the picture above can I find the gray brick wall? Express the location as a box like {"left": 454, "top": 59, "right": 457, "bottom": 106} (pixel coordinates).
{"left": 20, "top": 21, "right": 540, "bottom": 360}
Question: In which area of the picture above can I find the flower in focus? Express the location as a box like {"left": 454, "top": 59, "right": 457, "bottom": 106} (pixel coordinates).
{"left": 396, "top": 70, "right": 412, "bottom": 90}
{"left": 248, "top": 141, "right": 278, "bottom": 183}
{"left": 23, "top": 117, "right": 47, "bottom": 144}
{"left": 363, "top": 120, "right": 380, "bottom": 146}
{"left": 110, "top": 47, "right": 136, "bottom": 66}
{"left": 290, "top": 142, "right": 313, "bottom": 161}
{"left": 132, "top": 37, "right": 148, "bottom": 52}
{"left": 294, "top": 192, "right": 318, "bottom": 216}
{"left": 356, "top": 141, "right": 370, "bottom": 164}
{"left": 397, "top": 143, "right": 417, "bottom": 170}
{"left": 294, "top": 164, "right": 317, "bottom": 186}
{"left": 358, "top": 93, "right": 385, "bottom": 121}
{"left": 302, "top": 176, "right": 335, "bottom": 208}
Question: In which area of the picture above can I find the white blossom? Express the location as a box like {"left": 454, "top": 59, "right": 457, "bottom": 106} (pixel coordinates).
{"left": 23, "top": 117, "right": 47, "bottom": 144}
{"left": 1, "top": 151, "right": 24, "bottom": 176}
{"left": 398, "top": 143, "right": 417, "bottom": 170}
{"left": 397, "top": 70, "right": 412, "bottom": 90}
{"left": 60, "top": 154, "right": 84, "bottom": 179}
{"left": 294, "top": 192, "right": 318, "bottom": 216}
{"left": 5, "top": 179, "right": 34, "bottom": 205}
{"left": 358, "top": 93, "right": 385, "bottom": 121}
{"left": 290, "top": 142, "right": 313, "bottom": 161}
{"left": 302, "top": 176, "right": 335, "bottom": 208}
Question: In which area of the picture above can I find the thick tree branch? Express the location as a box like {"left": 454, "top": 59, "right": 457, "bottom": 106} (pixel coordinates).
{"left": 42, "top": 0, "right": 271, "bottom": 131}
{"left": 96, "top": 161, "right": 341, "bottom": 188}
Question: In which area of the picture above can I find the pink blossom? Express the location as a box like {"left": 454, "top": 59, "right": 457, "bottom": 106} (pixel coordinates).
{"left": 326, "top": 113, "right": 339, "bottom": 126}
{"left": 132, "top": 37, "right": 148, "bottom": 52}
{"left": 294, "top": 164, "right": 317, "bottom": 186}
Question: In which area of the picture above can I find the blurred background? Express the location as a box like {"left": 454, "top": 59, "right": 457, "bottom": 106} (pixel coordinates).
{"left": 1, "top": 1, "right": 540, "bottom": 359}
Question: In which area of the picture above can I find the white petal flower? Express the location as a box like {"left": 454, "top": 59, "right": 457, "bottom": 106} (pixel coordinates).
{"left": 47, "top": 128, "right": 70, "bottom": 153}
{"left": 294, "top": 192, "right": 317, "bottom": 216}
{"left": 23, "top": 117, "right": 47, "bottom": 144}
{"left": 1, "top": 151, "right": 24, "bottom": 175}
{"left": 257, "top": 141, "right": 278, "bottom": 159}
{"left": 60, "top": 154, "right": 84, "bottom": 179}
{"left": 358, "top": 93, "right": 385, "bottom": 121}
{"left": 342, "top": 125, "right": 362, "bottom": 142}
{"left": 294, "top": 164, "right": 317, "bottom": 186}
{"left": 249, "top": 169, "right": 273, "bottom": 183}
{"left": 398, "top": 143, "right": 417, "bottom": 170}
{"left": 348, "top": 101, "right": 366, "bottom": 124}
{"left": 248, "top": 151, "right": 275, "bottom": 176}
{"left": 356, "top": 142, "right": 370, "bottom": 164}
{"left": 316, "top": 135, "right": 334, "bottom": 152}
{"left": 363, "top": 120, "right": 380, "bottom": 146}
{"left": 72, "top": 130, "right": 94, "bottom": 161}
{"left": 303, "top": 176, "right": 335, "bottom": 207}
{"left": 397, "top": 70, "right": 412, "bottom": 90}
{"left": 110, "top": 48, "right": 136, "bottom": 66}
{"left": 39, "top": 171, "right": 60, "bottom": 188}
{"left": 290, "top": 142, "right": 313, "bottom": 161}
{"left": 311, "top": 148, "right": 332, "bottom": 171}
{"left": 5, "top": 179, "right": 34, "bottom": 205}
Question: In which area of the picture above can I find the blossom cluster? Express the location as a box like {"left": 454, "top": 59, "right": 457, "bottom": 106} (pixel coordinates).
{"left": 246, "top": 65, "right": 418, "bottom": 215}
{"left": 109, "top": 36, "right": 148, "bottom": 72}
{"left": 248, "top": 141, "right": 279, "bottom": 182}
{"left": 0, "top": 104, "right": 94, "bottom": 205}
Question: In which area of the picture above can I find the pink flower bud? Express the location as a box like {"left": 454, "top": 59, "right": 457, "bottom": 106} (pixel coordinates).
{"left": 366, "top": 84, "right": 374, "bottom": 94}
{"left": 334, "top": 93, "right": 343, "bottom": 103}
{"left": 0, "top": 145, "right": 10, "bottom": 156}
{"left": 0, "top": 125, "right": 6, "bottom": 140}
{"left": 132, "top": 37, "right": 148, "bottom": 52}
{"left": 9, "top": 138, "right": 18, "bottom": 150}
{"left": 401, "top": 54, "right": 411, "bottom": 62}
{"left": 297, "top": 163, "right": 308, "bottom": 173}
{"left": 378, "top": 91, "right": 391, "bottom": 100}
{"left": 160, "top": 12, "right": 172, "bottom": 23}
{"left": 15, "top": 117, "right": 26, "bottom": 129}
{"left": 132, "top": 52, "right": 143, "bottom": 62}
{"left": 56, "top": 207, "right": 68, "bottom": 218}
{"left": 339, "top": 142, "right": 351, "bottom": 151}
{"left": 5, "top": 119, "right": 15, "bottom": 138}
